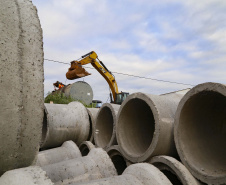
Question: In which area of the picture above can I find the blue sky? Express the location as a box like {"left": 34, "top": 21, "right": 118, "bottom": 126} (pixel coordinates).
{"left": 32, "top": 0, "right": 226, "bottom": 102}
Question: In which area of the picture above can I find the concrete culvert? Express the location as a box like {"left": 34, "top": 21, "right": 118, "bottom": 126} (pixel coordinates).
{"left": 41, "top": 102, "right": 90, "bottom": 149}
{"left": 36, "top": 141, "right": 82, "bottom": 167}
{"left": 86, "top": 108, "right": 99, "bottom": 142}
{"left": 0, "top": 0, "right": 44, "bottom": 175}
{"left": 116, "top": 93, "right": 183, "bottom": 163}
{"left": 150, "top": 156, "right": 202, "bottom": 185}
{"left": 174, "top": 82, "right": 226, "bottom": 185}
{"left": 106, "top": 145, "right": 129, "bottom": 175}
{"left": 79, "top": 141, "right": 95, "bottom": 156}
{"left": 94, "top": 103, "right": 120, "bottom": 149}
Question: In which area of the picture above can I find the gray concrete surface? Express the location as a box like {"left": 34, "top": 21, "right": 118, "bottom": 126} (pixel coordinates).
{"left": 94, "top": 103, "right": 120, "bottom": 149}
{"left": 36, "top": 141, "right": 82, "bottom": 167}
{"left": 150, "top": 155, "right": 203, "bottom": 185}
{"left": 0, "top": 0, "right": 44, "bottom": 175}
{"left": 64, "top": 81, "right": 93, "bottom": 105}
{"left": 106, "top": 145, "right": 129, "bottom": 175}
{"left": 0, "top": 166, "right": 53, "bottom": 185}
{"left": 42, "top": 148, "right": 117, "bottom": 184}
{"left": 79, "top": 141, "right": 95, "bottom": 156}
{"left": 116, "top": 92, "right": 182, "bottom": 163}
{"left": 87, "top": 108, "right": 99, "bottom": 142}
{"left": 73, "top": 163, "right": 172, "bottom": 185}
{"left": 41, "top": 102, "right": 90, "bottom": 149}
{"left": 174, "top": 82, "right": 226, "bottom": 185}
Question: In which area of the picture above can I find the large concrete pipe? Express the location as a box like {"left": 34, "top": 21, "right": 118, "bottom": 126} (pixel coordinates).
{"left": 72, "top": 163, "right": 172, "bottom": 185}
{"left": 36, "top": 141, "right": 82, "bottom": 167}
{"left": 106, "top": 145, "right": 130, "bottom": 175}
{"left": 42, "top": 148, "right": 117, "bottom": 184}
{"left": 0, "top": 0, "right": 44, "bottom": 175}
{"left": 94, "top": 103, "right": 120, "bottom": 149}
{"left": 41, "top": 101, "right": 90, "bottom": 149}
{"left": 150, "top": 156, "right": 202, "bottom": 185}
{"left": 174, "top": 82, "right": 226, "bottom": 185}
{"left": 79, "top": 141, "right": 95, "bottom": 156}
{"left": 64, "top": 81, "right": 93, "bottom": 105}
{"left": 86, "top": 108, "right": 99, "bottom": 142}
{"left": 116, "top": 92, "right": 182, "bottom": 163}
{"left": 0, "top": 166, "right": 53, "bottom": 185}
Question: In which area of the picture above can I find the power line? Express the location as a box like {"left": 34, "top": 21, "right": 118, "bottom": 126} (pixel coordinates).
{"left": 44, "top": 58, "right": 195, "bottom": 87}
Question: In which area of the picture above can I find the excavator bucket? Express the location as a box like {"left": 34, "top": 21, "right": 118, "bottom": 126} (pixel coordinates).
{"left": 66, "top": 61, "right": 91, "bottom": 80}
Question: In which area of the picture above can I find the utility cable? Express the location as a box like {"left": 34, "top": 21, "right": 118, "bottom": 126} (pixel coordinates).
{"left": 44, "top": 58, "right": 195, "bottom": 87}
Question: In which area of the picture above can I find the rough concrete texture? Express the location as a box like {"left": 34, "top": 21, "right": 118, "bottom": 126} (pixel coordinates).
{"left": 36, "top": 141, "right": 82, "bottom": 167}
{"left": 64, "top": 81, "right": 93, "bottom": 105}
{"left": 106, "top": 145, "right": 130, "bottom": 175}
{"left": 0, "top": 166, "right": 53, "bottom": 185}
{"left": 42, "top": 148, "right": 117, "bottom": 184}
{"left": 116, "top": 92, "right": 182, "bottom": 163}
{"left": 0, "top": 0, "right": 44, "bottom": 175}
{"left": 87, "top": 108, "right": 99, "bottom": 142}
{"left": 79, "top": 141, "right": 95, "bottom": 156}
{"left": 150, "top": 156, "right": 203, "bottom": 185}
{"left": 73, "top": 163, "right": 172, "bottom": 185}
{"left": 41, "top": 102, "right": 90, "bottom": 149}
{"left": 94, "top": 103, "right": 120, "bottom": 149}
{"left": 174, "top": 82, "right": 226, "bottom": 185}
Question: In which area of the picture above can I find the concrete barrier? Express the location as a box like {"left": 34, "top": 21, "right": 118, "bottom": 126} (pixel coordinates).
{"left": 94, "top": 103, "right": 120, "bottom": 149}
{"left": 72, "top": 163, "right": 172, "bottom": 185}
{"left": 41, "top": 102, "right": 90, "bottom": 149}
{"left": 37, "top": 141, "right": 81, "bottom": 167}
{"left": 116, "top": 92, "right": 182, "bottom": 163}
{"left": 79, "top": 141, "right": 95, "bottom": 156}
{"left": 0, "top": 166, "right": 53, "bottom": 185}
{"left": 86, "top": 108, "right": 99, "bottom": 143}
{"left": 0, "top": 0, "right": 44, "bottom": 175}
{"left": 106, "top": 145, "right": 130, "bottom": 175}
{"left": 42, "top": 148, "right": 117, "bottom": 184}
{"left": 150, "top": 156, "right": 202, "bottom": 185}
{"left": 174, "top": 82, "right": 226, "bottom": 185}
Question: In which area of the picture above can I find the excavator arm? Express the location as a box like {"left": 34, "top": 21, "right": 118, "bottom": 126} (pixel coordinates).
{"left": 66, "top": 51, "right": 127, "bottom": 104}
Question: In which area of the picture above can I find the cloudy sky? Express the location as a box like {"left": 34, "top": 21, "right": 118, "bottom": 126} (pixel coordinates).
{"left": 32, "top": 0, "right": 226, "bottom": 103}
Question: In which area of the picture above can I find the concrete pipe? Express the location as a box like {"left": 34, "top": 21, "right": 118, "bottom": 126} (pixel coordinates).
{"left": 41, "top": 102, "right": 90, "bottom": 149}
{"left": 174, "top": 82, "right": 226, "bottom": 185}
{"left": 64, "top": 81, "right": 93, "bottom": 105}
{"left": 72, "top": 163, "right": 172, "bottom": 185}
{"left": 79, "top": 141, "right": 95, "bottom": 156}
{"left": 36, "top": 141, "right": 82, "bottom": 167}
{"left": 86, "top": 108, "right": 99, "bottom": 142}
{"left": 106, "top": 145, "right": 131, "bottom": 175}
{"left": 150, "top": 156, "right": 202, "bottom": 185}
{"left": 94, "top": 103, "right": 120, "bottom": 149}
{"left": 0, "top": 166, "right": 53, "bottom": 185}
{"left": 0, "top": 0, "right": 44, "bottom": 175}
{"left": 42, "top": 148, "right": 117, "bottom": 184}
{"left": 116, "top": 92, "right": 182, "bottom": 163}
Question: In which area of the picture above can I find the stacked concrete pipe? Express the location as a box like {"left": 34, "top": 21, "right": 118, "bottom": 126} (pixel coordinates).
{"left": 79, "top": 141, "right": 95, "bottom": 156}
{"left": 116, "top": 92, "right": 183, "bottom": 163}
{"left": 41, "top": 101, "right": 90, "bottom": 149}
{"left": 0, "top": 166, "right": 53, "bottom": 185}
{"left": 174, "top": 82, "right": 226, "bottom": 185}
{"left": 150, "top": 156, "right": 202, "bottom": 185}
{"left": 42, "top": 148, "right": 117, "bottom": 184}
{"left": 94, "top": 103, "right": 120, "bottom": 149}
{"left": 72, "top": 163, "right": 172, "bottom": 185}
{"left": 36, "top": 141, "right": 82, "bottom": 167}
{"left": 0, "top": 0, "right": 44, "bottom": 175}
{"left": 106, "top": 145, "right": 130, "bottom": 175}
{"left": 86, "top": 108, "right": 99, "bottom": 143}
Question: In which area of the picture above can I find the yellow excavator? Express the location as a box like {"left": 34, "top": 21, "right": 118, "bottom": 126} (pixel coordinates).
{"left": 66, "top": 51, "right": 129, "bottom": 105}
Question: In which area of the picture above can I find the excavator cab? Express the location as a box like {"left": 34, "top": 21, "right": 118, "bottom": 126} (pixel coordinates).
{"left": 110, "top": 92, "right": 129, "bottom": 105}
{"left": 66, "top": 61, "right": 91, "bottom": 80}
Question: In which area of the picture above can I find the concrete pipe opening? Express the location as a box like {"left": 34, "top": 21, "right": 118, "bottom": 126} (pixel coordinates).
{"left": 79, "top": 141, "right": 95, "bottom": 156}
{"left": 117, "top": 97, "right": 155, "bottom": 159}
{"left": 175, "top": 82, "right": 226, "bottom": 184}
{"left": 41, "top": 111, "right": 48, "bottom": 147}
